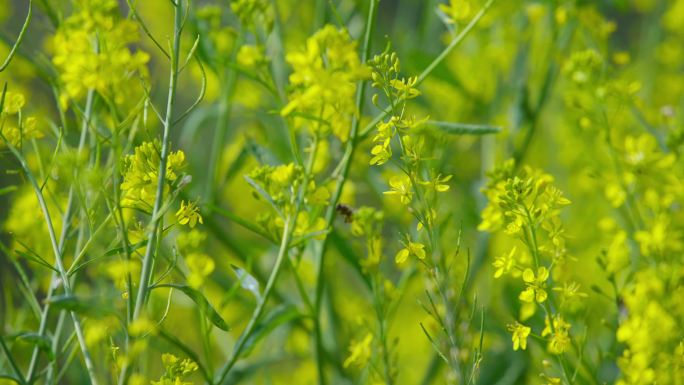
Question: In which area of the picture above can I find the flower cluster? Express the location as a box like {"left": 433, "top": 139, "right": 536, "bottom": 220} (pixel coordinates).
{"left": 151, "top": 353, "right": 198, "bottom": 385}
{"left": 248, "top": 163, "right": 329, "bottom": 239}
{"left": 176, "top": 230, "right": 214, "bottom": 289}
{"left": 120, "top": 140, "right": 187, "bottom": 211}
{"left": 480, "top": 160, "right": 587, "bottom": 379}
{"left": 368, "top": 49, "right": 422, "bottom": 166}
{"left": 348, "top": 206, "right": 385, "bottom": 271}
{"left": 50, "top": 0, "right": 149, "bottom": 108}
{"left": 0, "top": 91, "right": 41, "bottom": 148}
{"left": 231, "top": 0, "right": 272, "bottom": 27}
{"left": 281, "top": 25, "right": 369, "bottom": 141}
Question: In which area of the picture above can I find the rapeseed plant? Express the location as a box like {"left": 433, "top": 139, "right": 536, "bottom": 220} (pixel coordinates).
{"left": 1, "top": 0, "right": 683, "bottom": 384}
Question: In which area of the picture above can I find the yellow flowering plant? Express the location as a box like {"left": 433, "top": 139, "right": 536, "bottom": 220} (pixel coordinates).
{"left": 2, "top": 0, "right": 684, "bottom": 384}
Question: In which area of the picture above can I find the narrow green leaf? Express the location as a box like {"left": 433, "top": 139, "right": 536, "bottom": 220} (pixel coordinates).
{"left": 153, "top": 284, "right": 230, "bottom": 331}
{"left": 230, "top": 264, "right": 261, "bottom": 300}
{"left": 0, "top": 185, "right": 18, "bottom": 195}
{"left": 419, "top": 322, "right": 449, "bottom": 365}
{"left": 14, "top": 250, "right": 58, "bottom": 274}
{"left": 210, "top": 204, "right": 276, "bottom": 243}
{"left": 428, "top": 120, "right": 501, "bottom": 135}
{"left": 103, "top": 239, "right": 148, "bottom": 257}
{"left": 9, "top": 332, "right": 54, "bottom": 360}
{"left": 244, "top": 175, "right": 283, "bottom": 217}
{"left": 46, "top": 294, "right": 113, "bottom": 318}
{"left": 239, "top": 304, "right": 301, "bottom": 357}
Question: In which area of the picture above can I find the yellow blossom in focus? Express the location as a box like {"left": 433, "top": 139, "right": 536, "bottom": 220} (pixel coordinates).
{"left": 281, "top": 25, "right": 368, "bottom": 141}
{"left": 493, "top": 247, "right": 516, "bottom": 278}
{"left": 384, "top": 174, "right": 413, "bottom": 205}
{"left": 176, "top": 200, "right": 203, "bottom": 228}
{"left": 120, "top": 141, "right": 186, "bottom": 210}
{"left": 507, "top": 322, "right": 531, "bottom": 351}
{"left": 395, "top": 240, "right": 426, "bottom": 264}
{"left": 520, "top": 267, "right": 549, "bottom": 303}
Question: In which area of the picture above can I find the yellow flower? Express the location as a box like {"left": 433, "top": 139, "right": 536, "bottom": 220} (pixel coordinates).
{"left": 553, "top": 281, "right": 588, "bottom": 304}
{"left": 438, "top": 0, "right": 472, "bottom": 23}
{"left": 50, "top": 0, "right": 149, "bottom": 107}
{"left": 237, "top": 44, "right": 266, "bottom": 68}
{"left": 421, "top": 174, "right": 452, "bottom": 192}
{"left": 384, "top": 174, "right": 413, "bottom": 205}
{"left": 185, "top": 252, "right": 215, "bottom": 289}
{"left": 281, "top": 25, "right": 368, "bottom": 141}
{"left": 152, "top": 353, "right": 198, "bottom": 385}
{"left": 389, "top": 76, "right": 421, "bottom": 99}
{"left": 507, "top": 322, "right": 531, "bottom": 351}
{"left": 493, "top": 247, "right": 516, "bottom": 278}
{"left": 343, "top": 333, "right": 373, "bottom": 368}
{"left": 176, "top": 200, "right": 203, "bottom": 228}
{"left": 2, "top": 91, "right": 25, "bottom": 114}
{"left": 120, "top": 141, "right": 186, "bottom": 210}
{"left": 270, "top": 163, "right": 296, "bottom": 186}
{"left": 519, "top": 267, "right": 549, "bottom": 303}
{"left": 541, "top": 374, "right": 562, "bottom": 385}
{"left": 395, "top": 241, "right": 426, "bottom": 264}
{"left": 542, "top": 315, "right": 571, "bottom": 354}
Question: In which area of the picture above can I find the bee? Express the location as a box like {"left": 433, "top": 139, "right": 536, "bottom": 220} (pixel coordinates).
{"left": 335, "top": 203, "right": 354, "bottom": 223}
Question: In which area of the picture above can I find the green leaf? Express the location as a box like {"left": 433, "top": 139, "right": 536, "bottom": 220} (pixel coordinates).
{"left": 428, "top": 120, "right": 501, "bottom": 135}
{"left": 230, "top": 264, "right": 261, "bottom": 300}
{"left": 46, "top": 294, "right": 113, "bottom": 318}
{"left": 210, "top": 204, "right": 276, "bottom": 243}
{"left": 244, "top": 175, "right": 283, "bottom": 217}
{"left": 239, "top": 304, "right": 301, "bottom": 358}
{"left": 103, "top": 240, "right": 148, "bottom": 257}
{"left": 0, "top": 185, "right": 18, "bottom": 195}
{"left": 154, "top": 284, "right": 230, "bottom": 331}
{"left": 14, "top": 249, "right": 58, "bottom": 274}
{"left": 9, "top": 332, "right": 54, "bottom": 360}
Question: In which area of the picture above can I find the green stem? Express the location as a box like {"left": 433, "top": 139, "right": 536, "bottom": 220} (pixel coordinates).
{"left": 23, "top": 88, "right": 96, "bottom": 384}
{"left": 215, "top": 137, "right": 319, "bottom": 384}
{"left": 206, "top": 32, "right": 242, "bottom": 206}
{"left": 311, "top": 2, "right": 378, "bottom": 383}
{"left": 0, "top": 0, "right": 32, "bottom": 72}
{"left": 0, "top": 337, "right": 26, "bottom": 385}
{"left": 2, "top": 140, "right": 99, "bottom": 385}
{"left": 118, "top": 1, "right": 183, "bottom": 382}
{"left": 358, "top": 0, "right": 495, "bottom": 140}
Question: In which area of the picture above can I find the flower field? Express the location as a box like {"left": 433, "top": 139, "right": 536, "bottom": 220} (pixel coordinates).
{"left": 1, "top": 0, "right": 683, "bottom": 384}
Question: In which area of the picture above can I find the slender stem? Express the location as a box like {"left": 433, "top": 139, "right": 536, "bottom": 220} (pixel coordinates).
{"left": 0, "top": 0, "right": 32, "bottom": 72}
{"left": 311, "top": 2, "right": 378, "bottom": 383}
{"left": 215, "top": 137, "right": 320, "bottom": 384}
{"left": 358, "top": 0, "right": 495, "bottom": 140}
{"left": 46, "top": 311, "right": 67, "bottom": 384}
{"left": 118, "top": 1, "right": 183, "bottom": 383}
{"left": 24, "top": 88, "right": 96, "bottom": 384}
{"left": 206, "top": 32, "right": 242, "bottom": 205}
{"left": 0, "top": 337, "right": 26, "bottom": 385}
{"left": 524, "top": 213, "right": 596, "bottom": 385}
{"left": 215, "top": 216, "right": 294, "bottom": 384}
{"left": 2, "top": 140, "right": 99, "bottom": 384}
{"left": 131, "top": 0, "right": 182, "bottom": 330}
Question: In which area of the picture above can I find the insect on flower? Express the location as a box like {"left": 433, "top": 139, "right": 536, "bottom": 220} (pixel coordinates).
{"left": 336, "top": 203, "right": 355, "bottom": 223}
